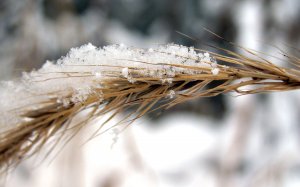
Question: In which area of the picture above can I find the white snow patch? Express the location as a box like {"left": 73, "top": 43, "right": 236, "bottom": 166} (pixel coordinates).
{"left": 122, "top": 67, "right": 129, "bottom": 78}
{"left": 211, "top": 68, "right": 220, "bottom": 75}
{"left": 167, "top": 90, "right": 176, "bottom": 99}
{"left": 0, "top": 43, "right": 218, "bottom": 129}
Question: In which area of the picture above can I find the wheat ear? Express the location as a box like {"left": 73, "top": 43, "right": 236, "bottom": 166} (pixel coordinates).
{"left": 0, "top": 43, "right": 299, "bottom": 172}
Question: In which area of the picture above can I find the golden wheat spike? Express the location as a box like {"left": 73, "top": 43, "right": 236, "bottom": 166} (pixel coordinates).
{"left": 0, "top": 43, "right": 299, "bottom": 172}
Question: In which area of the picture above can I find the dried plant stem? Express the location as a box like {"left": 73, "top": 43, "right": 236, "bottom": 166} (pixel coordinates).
{"left": 0, "top": 43, "right": 299, "bottom": 172}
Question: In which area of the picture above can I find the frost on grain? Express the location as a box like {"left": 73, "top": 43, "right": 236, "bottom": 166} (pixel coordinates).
{"left": 0, "top": 43, "right": 218, "bottom": 131}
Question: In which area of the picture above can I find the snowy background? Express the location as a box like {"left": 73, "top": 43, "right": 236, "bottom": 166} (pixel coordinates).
{"left": 1, "top": 0, "right": 300, "bottom": 187}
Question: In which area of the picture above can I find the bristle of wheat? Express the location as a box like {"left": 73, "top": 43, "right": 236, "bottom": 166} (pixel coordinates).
{"left": 0, "top": 43, "right": 299, "bottom": 172}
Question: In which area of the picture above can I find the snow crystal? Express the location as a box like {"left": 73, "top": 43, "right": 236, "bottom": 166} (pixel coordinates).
{"left": 122, "top": 67, "right": 129, "bottom": 78}
{"left": 127, "top": 77, "right": 136, "bottom": 83}
{"left": 161, "top": 78, "right": 173, "bottom": 85}
{"left": 94, "top": 71, "right": 102, "bottom": 78}
{"left": 198, "top": 53, "right": 204, "bottom": 58}
{"left": 167, "top": 90, "right": 176, "bottom": 99}
{"left": 57, "top": 98, "right": 71, "bottom": 108}
{"left": 211, "top": 68, "right": 220, "bottom": 75}
{"left": 71, "top": 87, "right": 92, "bottom": 104}
{"left": 119, "top": 43, "right": 126, "bottom": 49}
{"left": 203, "top": 52, "right": 212, "bottom": 62}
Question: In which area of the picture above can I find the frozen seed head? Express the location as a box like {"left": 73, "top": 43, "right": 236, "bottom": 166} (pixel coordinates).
{"left": 1, "top": 41, "right": 300, "bottom": 171}
{"left": 1, "top": 43, "right": 219, "bottom": 112}
{"left": 0, "top": 43, "right": 219, "bottom": 130}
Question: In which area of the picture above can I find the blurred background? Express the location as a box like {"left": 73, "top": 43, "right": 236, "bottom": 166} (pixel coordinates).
{"left": 1, "top": 0, "right": 300, "bottom": 186}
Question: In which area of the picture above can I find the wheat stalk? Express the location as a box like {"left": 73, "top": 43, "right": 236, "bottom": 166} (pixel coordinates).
{"left": 0, "top": 43, "right": 299, "bottom": 172}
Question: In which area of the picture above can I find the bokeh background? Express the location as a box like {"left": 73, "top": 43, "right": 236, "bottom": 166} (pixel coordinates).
{"left": 1, "top": 0, "right": 300, "bottom": 186}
